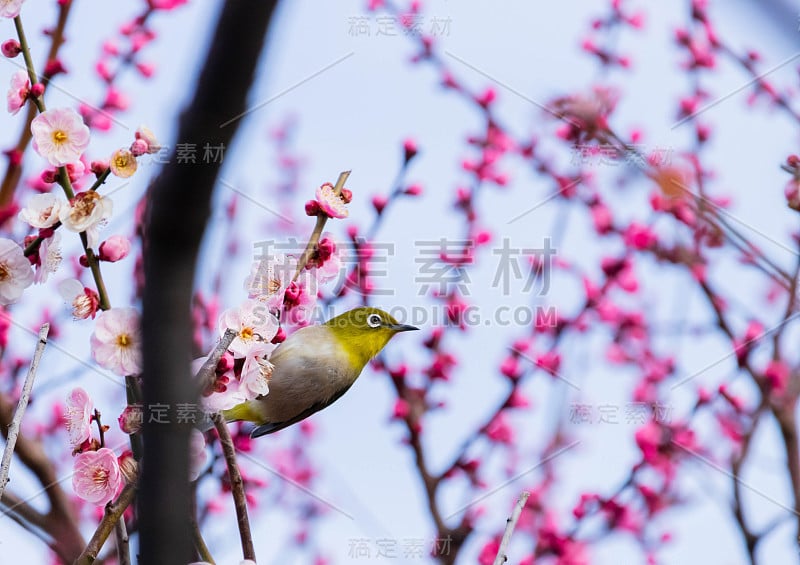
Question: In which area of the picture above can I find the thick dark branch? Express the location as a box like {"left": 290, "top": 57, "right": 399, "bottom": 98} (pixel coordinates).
{"left": 138, "top": 3, "right": 280, "bottom": 563}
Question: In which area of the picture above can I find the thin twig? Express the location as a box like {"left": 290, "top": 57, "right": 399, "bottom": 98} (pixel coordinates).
{"left": 75, "top": 483, "right": 137, "bottom": 565}
{"left": 213, "top": 414, "right": 255, "bottom": 561}
{"left": 191, "top": 483, "right": 215, "bottom": 564}
{"left": 0, "top": 323, "right": 49, "bottom": 500}
{"left": 114, "top": 517, "right": 130, "bottom": 565}
{"left": 492, "top": 491, "right": 530, "bottom": 565}
{"left": 195, "top": 328, "right": 237, "bottom": 395}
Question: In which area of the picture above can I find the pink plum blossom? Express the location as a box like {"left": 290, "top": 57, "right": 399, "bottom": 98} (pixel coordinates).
{"left": 118, "top": 404, "right": 143, "bottom": 434}
{"left": 6, "top": 70, "right": 29, "bottom": 115}
{"left": 72, "top": 447, "right": 121, "bottom": 506}
{"left": 0, "top": 238, "right": 33, "bottom": 304}
{"left": 315, "top": 182, "right": 349, "bottom": 219}
{"left": 65, "top": 387, "right": 93, "bottom": 449}
{"left": 91, "top": 308, "right": 142, "bottom": 375}
{"left": 0, "top": 0, "right": 25, "bottom": 19}
{"left": 135, "top": 124, "right": 161, "bottom": 153}
{"left": 31, "top": 107, "right": 91, "bottom": 167}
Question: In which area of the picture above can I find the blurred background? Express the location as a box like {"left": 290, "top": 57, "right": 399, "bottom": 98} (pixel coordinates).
{"left": 2, "top": 1, "right": 800, "bottom": 563}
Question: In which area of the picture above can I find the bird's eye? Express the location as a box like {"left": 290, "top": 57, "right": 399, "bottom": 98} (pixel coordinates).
{"left": 367, "top": 314, "right": 382, "bottom": 328}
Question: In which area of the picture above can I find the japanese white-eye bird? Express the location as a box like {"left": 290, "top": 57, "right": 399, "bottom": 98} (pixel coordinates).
{"left": 222, "top": 307, "right": 418, "bottom": 437}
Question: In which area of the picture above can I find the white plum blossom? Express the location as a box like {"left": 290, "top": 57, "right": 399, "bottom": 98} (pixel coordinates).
{"left": 91, "top": 307, "right": 142, "bottom": 375}
{"left": 34, "top": 231, "right": 61, "bottom": 284}
{"left": 31, "top": 107, "right": 90, "bottom": 167}
{"left": 0, "top": 238, "right": 33, "bottom": 304}
{"left": 240, "top": 341, "right": 274, "bottom": 399}
{"left": 188, "top": 429, "right": 208, "bottom": 482}
{"left": 18, "top": 193, "right": 64, "bottom": 228}
{"left": 59, "top": 192, "right": 112, "bottom": 247}
{"left": 219, "top": 299, "right": 279, "bottom": 358}
{"left": 244, "top": 252, "right": 296, "bottom": 310}
{"left": 58, "top": 278, "right": 99, "bottom": 319}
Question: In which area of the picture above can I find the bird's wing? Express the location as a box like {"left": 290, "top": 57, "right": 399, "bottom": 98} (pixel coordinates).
{"left": 250, "top": 381, "right": 353, "bottom": 437}
{"left": 246, "top": 325, "right": 357, "bottom": 437}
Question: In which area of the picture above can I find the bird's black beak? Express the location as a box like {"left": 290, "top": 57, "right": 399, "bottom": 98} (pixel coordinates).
{"left": 388, "top": 323, "right": 419, "bottom": 332}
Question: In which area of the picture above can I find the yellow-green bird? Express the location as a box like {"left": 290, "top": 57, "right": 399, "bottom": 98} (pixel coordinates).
{"left": 222, "top": 307, "right": 417, "bottom": 437}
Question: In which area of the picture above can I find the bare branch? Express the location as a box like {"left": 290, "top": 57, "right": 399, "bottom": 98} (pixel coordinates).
{"left": 493, "top": 492, "right": 530, "bottom": 565}
{"left": 0, "top": 323, "right": 49, "bottom": 500}
{"left": 195, "top": 328, "right": 237, "bottom": 395}
{"left": 213, "top": 414, "right": 256, "bottom": 561}
{"left": 114, "top": 517, "right": 130, "bottom": 565}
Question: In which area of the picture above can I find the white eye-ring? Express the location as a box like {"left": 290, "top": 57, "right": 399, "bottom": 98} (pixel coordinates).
{"left": 367, "top": 314, "right": 382, "bottom": 328}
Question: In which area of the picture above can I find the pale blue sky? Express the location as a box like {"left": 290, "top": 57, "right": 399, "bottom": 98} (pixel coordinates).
{"left": 1, "top": 1, "right": 799, "bottom": 564}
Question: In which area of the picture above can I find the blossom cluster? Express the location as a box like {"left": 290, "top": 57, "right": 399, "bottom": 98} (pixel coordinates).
{"left": 64, "top": 387, "right": 208, "bottom": 505}
{"left": 199, "top": 183, "right": 349, "bottom": 411}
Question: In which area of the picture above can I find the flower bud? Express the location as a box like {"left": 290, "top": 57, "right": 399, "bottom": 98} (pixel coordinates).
{"left": 44, "top": 58, "right": 66, "bottom": 76}
{"left": 1, "top": 39, "right": 21, "bottom": 58}
{"left": 130, "top": 138, "right": 148, "bottom": 157}
{"left": 30, "top": 82, "right": 45, "bottom": 98}
{"left": 79, "top": 254, "right": 90, "bottom": 268}
{"left": 4, "top": 148, "right": 22, "bottom": 166}
{"left": 371, "top": 195, "right": 388, "bottom": 214}
{"left": 99, "top": 235, "right": 131, "bottom": 262}
{"left": 90, "top": 160, "right": 109, "bottom": 177}
{"left": 785, "top": 179, "right": 800, "bottom": 211}
{"left": 271, "top": 326, "right": 286, "bottom": 344}
{"left": 340, "top": 188, "right": 353, "bottom": 204}
{"left": 217, "top": 351, "right": 234, "bottom": 373}
{"left": 65, "top": 161, "right": 85, "bottom": 183}
{"left": 404, "top": 184, "right": 423, "bottom": 196}
{"left": 40, "top": 169, "right": 57, "bottom": 184}
{"left": 304, "top": 199, "right": 320, "bottom": 216}
{"left": 403, "top": 138, "right": 418, "bottom": 162}
{"left": 317, "top": 237, "right": 335, "bottom": 260}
